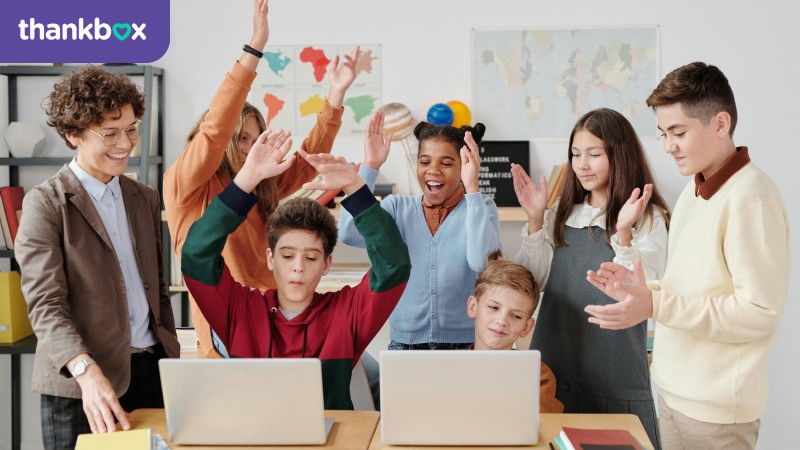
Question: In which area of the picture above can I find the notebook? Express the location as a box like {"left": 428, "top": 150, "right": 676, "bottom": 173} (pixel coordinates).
{"left": 158, "top": 358, "right": 332, "bottom": 445}
{"left": 380, "top": 350, "right": 541, "bottom": 445}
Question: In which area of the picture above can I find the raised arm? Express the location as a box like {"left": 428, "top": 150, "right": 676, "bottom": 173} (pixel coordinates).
{"left": 337, "top": 110, "right": 394, "bottom": 247}
{"left": 510, "top": 164, "right": 555, "bottom": 288}
{"left": 301, "top": 150, "right": 410, "bottom": 355}
{"left": 461, "top": 132, "right": 501, "bottom": 270}
{"left": 182, "top": 128, "right": 293, "bottom": 343}
{"left": 164, "top": 0, "right": 270, "bottom": 205}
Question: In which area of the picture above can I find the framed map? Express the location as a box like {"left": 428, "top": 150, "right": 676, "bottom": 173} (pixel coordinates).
{"left": 250, "top": 44, "right": 381, "bottom": 137}
{"left": 473, "top": 27, "right": 658, "bottom": 139}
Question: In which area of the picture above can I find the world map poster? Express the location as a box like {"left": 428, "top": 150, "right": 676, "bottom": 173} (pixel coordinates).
{"left": 473, "top": 28, "right": 658, "bottom": 139}
{"left": 250, "top": 44, "right": 381, "bottom": 137}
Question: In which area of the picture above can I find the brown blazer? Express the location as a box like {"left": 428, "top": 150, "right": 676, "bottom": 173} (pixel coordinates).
{"left": 15, "top": 165, "right": 180, "bottom": 399}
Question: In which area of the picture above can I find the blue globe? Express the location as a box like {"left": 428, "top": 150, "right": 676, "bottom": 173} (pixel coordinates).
{"left": 426, "top": 103, "right": 454, "bottom": 126}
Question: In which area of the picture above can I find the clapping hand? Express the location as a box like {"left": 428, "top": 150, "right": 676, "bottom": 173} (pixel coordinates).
{"left": 585, "top": 260, "right": 653, "bottom": 329}
{"left": 616, "top": 184, "right": 653, "bottom": 244}
{"left": 460, "top": 131, "right": 481, "bottom": 193}
{"left": 511, "top": 163, "right": 547, "bottom": 233}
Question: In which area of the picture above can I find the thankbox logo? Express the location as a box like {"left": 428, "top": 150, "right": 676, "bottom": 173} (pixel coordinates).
{"left": 18, "top": 18, "right": 147, "bottom": 41}
{"left": 1, "top": 0, "right": 169, "bottom": 63}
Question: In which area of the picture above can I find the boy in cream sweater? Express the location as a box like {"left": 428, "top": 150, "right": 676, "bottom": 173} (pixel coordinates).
{"left": 585, "top": 62, "right": 789, "bottom": 450}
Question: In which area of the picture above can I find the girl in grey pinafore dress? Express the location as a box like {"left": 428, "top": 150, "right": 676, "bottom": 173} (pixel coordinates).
{"left": 532, "top": 225, "right": 659, "bottom": 447}
{"left": 511, "top": 108, "right": 671, "bottom": 449}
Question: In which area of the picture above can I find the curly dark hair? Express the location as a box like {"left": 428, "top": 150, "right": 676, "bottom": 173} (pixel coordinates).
{"left": 412, "top": 121, "right": 487, "bottom": 153}
{"left": 267, "top": 198, "right": 338, "bottom": 257}
{"left": 43, "top": 65, "right": 145, "bottom": 149}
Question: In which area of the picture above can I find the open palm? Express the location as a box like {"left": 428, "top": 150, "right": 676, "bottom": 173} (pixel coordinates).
{"left": 511, "top": 163, "right": 547, "bottom": 221}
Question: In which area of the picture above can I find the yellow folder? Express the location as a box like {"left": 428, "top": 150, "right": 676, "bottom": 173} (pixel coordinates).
{"left": 76, "top": 428, "right": 152, "bottom": 450}
{"left": 0, "top": 271, "right": 33, "bottom": 343}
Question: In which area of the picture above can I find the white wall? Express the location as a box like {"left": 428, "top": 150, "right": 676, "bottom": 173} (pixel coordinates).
{"left": 2, "top": 1, "right": 798, "bottom": 449}
{"left": 156, "top": 1, "right": 799, "bottom": 447}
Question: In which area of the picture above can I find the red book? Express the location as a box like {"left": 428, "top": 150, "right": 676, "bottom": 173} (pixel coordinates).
{"left": 561, "top": 426, "right": 644, "bottom": 450}
{"left": 0, "top": 186, "right": 24, "bottom": 243}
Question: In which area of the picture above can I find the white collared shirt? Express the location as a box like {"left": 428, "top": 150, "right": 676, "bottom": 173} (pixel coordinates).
{"left": 68, "top": 159, "right": 157, "bottom": 348}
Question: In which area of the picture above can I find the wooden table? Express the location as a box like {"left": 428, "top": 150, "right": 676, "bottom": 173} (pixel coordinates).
{"left": 129, "top": 408, "right": 380, "bottom": 450}
{"left": 368, "top": 413, "right": 654, "bottom": 450}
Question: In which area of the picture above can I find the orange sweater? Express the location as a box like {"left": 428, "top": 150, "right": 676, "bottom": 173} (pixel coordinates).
{"left": 540, "top": 362, "right": 564, "bottom": 414}
{"left": 164, "top": 61, "right": 343, "bottom": 356}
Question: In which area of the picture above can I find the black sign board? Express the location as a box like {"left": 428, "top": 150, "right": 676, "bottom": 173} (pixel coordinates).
{"left": 478, "top": 140, "right": 529, "bottom": 206}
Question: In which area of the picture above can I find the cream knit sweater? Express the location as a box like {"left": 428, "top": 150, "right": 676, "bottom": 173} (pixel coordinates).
{"left": 649, "top": 162, "right": 789, "bottom": 423}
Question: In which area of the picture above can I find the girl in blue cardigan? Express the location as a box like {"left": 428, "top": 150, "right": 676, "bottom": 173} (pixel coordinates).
{"left": 338, "top": 111, "right": 501, "bottom": 349}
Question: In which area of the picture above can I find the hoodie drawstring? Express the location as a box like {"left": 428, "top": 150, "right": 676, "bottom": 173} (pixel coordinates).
{"left": 268, "top": 307, "right": 277, "bottom": 358}
{"left": 302, "top": 323, "right": 308, "bottom": 358}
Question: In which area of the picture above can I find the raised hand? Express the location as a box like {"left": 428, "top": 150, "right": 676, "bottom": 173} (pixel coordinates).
{"left": 460, "top": 131, "right": 481, "bottom": 194}
{"left": 327, "top": 46, "right": 360, "bottom": 108}
{"left": 615, "top": 184, "right": 653, "bottom": 246}
{"left": 511, "top": 163, "right": 547, "bottom": 232}
{"left": 239, "top": 0, "right": 269, "bottom": 72}
{"left": 299, "top": 150, "right": 365, "bottom": 195}
{"left": 234, "top": 129, "right": 294, "bottom": 193}
{"left": 584, "top": 260, "right": 653, "bottom": 329}
{"left": 251, "top": 0, "right": 269, "bottom": 49}
{"left": 363, "top": 110, "right": 392, "bottom": 171}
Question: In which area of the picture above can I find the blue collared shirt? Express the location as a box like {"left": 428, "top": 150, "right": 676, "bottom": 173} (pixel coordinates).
{"left": 68, "top": 159, "right": 157, "bottom": 348}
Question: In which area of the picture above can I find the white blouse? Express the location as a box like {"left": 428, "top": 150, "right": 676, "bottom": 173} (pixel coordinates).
{"left": 513, "top": 198, "right": 668, "bottom": 290}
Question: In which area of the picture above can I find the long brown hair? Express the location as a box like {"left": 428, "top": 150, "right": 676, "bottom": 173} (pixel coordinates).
{"left": 185, "top": 102, "right": 279, "bottom": 218}
{"left": 553, "top": 108, "right": 670, "bottom": 247}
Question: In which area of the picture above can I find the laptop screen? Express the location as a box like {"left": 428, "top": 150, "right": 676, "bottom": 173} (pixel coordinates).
{"left": 158, "top": 358, "right": 328, "bottom": 445}
{"left": 379, "top": 350, "right": 541, "bottom": 446}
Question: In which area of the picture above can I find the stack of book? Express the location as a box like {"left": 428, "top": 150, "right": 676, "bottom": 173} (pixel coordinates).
{"left": 0, "top": 186, "right": 25, "bottom": 250}
{"left": 554, "top": 426, "right": 645, "bottom": 450}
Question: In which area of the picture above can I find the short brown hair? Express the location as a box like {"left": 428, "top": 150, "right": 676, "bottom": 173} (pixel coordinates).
{"left": 43, "top": 65, "right": 145, "bottom": 149}
{"left": 474, "top": 251, "right": 540, "bottom": 316}
{"left": 267, "top": 198, "right": 338, "bottom": 257}
{"left": 646, "top": 62, "right": 738, "bottom": 136}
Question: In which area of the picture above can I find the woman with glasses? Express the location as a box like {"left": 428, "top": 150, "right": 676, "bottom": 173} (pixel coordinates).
{"left": 163, "top": 0, "right": 360, "bottom": 358}
{"left": 15, "top": 64, "right": 181, "bottom": 449}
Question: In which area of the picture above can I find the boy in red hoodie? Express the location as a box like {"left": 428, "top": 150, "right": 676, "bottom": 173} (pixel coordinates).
{"left": 181, "top": 130, "right": 410, "bottom": 409}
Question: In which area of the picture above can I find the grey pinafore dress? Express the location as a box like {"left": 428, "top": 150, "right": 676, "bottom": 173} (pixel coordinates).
{"left": 530, "top": 225, "right": 661, "bottom": 449}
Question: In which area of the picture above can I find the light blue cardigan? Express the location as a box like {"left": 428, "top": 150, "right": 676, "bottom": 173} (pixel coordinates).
{"left": 338, "top": 165, "right": 501, "bottom": 344}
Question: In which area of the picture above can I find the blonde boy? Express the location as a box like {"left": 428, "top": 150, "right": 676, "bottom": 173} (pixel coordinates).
{"left": 467, "top": 252, "right": 563, "bottom": 413}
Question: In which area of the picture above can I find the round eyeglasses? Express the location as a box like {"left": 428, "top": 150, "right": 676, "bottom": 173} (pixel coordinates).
{"left": 86, "top": 121, "right": 141, "bottom": 147}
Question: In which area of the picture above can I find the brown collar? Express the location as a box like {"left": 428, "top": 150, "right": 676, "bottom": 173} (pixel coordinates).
{"left": 422, "top": 185, "right": 465, "bottom": 235}
{"left": 694, "top": 146, "right": 750, "bottom": 200}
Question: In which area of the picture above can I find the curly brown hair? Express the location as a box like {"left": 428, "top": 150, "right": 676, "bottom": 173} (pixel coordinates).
{"left": 43, "top": 65, "right": 145, "bottom": 149}
{"left": 267, "top": 198, "right": 338, "bottom": 258}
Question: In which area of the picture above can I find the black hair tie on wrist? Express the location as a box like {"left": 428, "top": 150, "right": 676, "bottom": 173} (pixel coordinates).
{"left": 242, "top": 44, "right": 263, "bottom": 59}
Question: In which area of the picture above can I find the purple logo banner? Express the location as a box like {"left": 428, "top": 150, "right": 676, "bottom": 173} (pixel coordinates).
{"left": 0, "top": 0, "right": 170, "bottom": 63}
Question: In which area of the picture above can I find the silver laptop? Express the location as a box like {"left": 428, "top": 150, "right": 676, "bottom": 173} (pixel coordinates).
{"left": 159, "top": 358, "right": 332, "bottom": 445}
{"left": 380, "top": 350, "right": 540, "bottom": 445}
